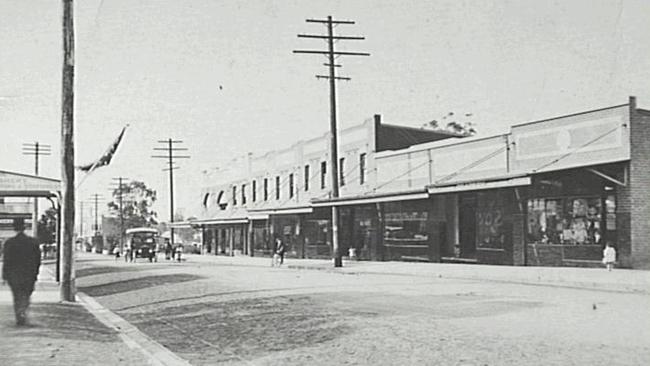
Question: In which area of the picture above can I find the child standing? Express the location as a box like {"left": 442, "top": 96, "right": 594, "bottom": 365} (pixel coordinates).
{"left": 602, "top": 242, "right": 616, "bottom": 271}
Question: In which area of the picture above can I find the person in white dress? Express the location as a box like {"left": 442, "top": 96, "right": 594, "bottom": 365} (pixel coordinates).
{"left": 602, "top": 242, "right": 616, "bottom": 271}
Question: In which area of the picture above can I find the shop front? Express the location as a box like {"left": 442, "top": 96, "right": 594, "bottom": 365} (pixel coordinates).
{"left": 429, "top": 177, "right": 528, "bottom": 265}
{"left": 196, "top": 218, "right": 249, "bottom": 256}
{"left": 251, "top": 219, "right": 271, "bottom": 257}
{"left": 302, "top": 208, "right": 331, "bottom": 259}
{"left": 524, "top": 165, "right": 622, "bottom": 266}
{"left": 381, "top": 199, "right": 436, "bottom": 262}
{"left": 339, "top": 204, "right": 379, "bottom": 261}
{"left": 270, "top": 214, "right": 304, "bottom": 259}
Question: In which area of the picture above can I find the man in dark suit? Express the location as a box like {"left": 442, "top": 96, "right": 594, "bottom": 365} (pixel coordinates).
{"left": 2, "top": 218, "right": 41, "bottom": 326}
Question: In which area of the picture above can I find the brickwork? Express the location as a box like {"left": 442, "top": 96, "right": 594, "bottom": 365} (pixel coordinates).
{"left": 628, "top": 98, "right": 650, "bottom": 268}
{"left": 512, "top": 213, "right": 526, "bottom": 265}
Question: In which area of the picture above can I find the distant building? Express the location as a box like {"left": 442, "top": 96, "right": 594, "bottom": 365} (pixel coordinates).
{"left": 1, "top": 170, "right": 60, "bottom": 248}
{"left": 189, "top": 97, "right": 650, "bottom": 269}
{"left": 0, "top": 198, "right": 33, "bottom": 244}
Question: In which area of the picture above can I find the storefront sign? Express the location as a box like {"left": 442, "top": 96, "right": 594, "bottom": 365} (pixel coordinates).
{"left": 0, "top": 171, "right": 59, "bottom": 192}
{"left": 476, "top": 191, "right": 509, "bottom": 249}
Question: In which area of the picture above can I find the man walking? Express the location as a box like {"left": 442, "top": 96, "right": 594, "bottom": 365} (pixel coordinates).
{"left": 2, "top": 218, "right": 41, "bottom": 326}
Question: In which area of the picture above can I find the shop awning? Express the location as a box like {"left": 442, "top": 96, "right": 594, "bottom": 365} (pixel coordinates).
{"left": 427, "top": 175, "right": 531, "bottom": 195}
{"left": 312, "top": 190, "right": 429, "bottom": 207}
{"left": 0, "top": 170, "right": 60, "bottom": 197}
{"left": 247, "top": 213, "right": 270, "bottom": 220}
{"left": 191, "top": 218, "right": 249, "bottom": 225}
{"left": 168, "top": 221, "right": 194, "bottom": 229}
{"left": 248, "top": 206, "right": 313, "bottom": 216}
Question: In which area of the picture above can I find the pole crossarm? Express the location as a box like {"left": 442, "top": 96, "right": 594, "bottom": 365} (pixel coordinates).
{"left": 306, "top": 18, "right": 355, "bottom": 24}
{"left": 293, "top": 50, "right": 371, "bottom": 56}
{"left": 153, "top": 147, "right": 189, "bottom": 151}
{"left": 316, "top": 75, "right": 351, "bottom": 81}
{"left": 298, "top": 34, "right": 365, "bottom": 40}
{"left": 151, "top": 155, "right": 191, "bottom": 158}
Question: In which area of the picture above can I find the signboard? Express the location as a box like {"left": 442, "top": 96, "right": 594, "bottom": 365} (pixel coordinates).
{"left": 0, "top": 171, "right": 59, "bottom": 192}
{"left": 476, "top": 190, "right": 511, "bottom": 249}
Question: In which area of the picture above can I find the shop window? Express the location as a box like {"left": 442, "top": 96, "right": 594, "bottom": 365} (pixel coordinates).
{"left": 263, "top": 178, "right": 268, "bottom": 201}
{"left": 241, "top": 184, "right": 247, "bottom": 205}
{"left": 252, "top": 180, "right": 257, "bottom": 202}
{"left": 304, "top": 164, "right": 310, "bottom": 191}
{"left": 289, "top": 173, "right": 294, "bottom": 198}
{"left": 359, "top": 153, "right": 366, "bottom": 185}
{"left": 320, "top": 161, "right": 327, "bottom": 189}
{"left": 527, "top": 197, "right": 606, "bottom": 245}
{"left": 275, "top": 176, "right": 280, "bottom": 200}
{"left": 339, "top": 157, "right": 345, "bottom": 186}
{"left": 232, "top": 186, "right": 237, "bottom": 206}
{"left": 383, "top": 201, "right": 430, "bottom": 261}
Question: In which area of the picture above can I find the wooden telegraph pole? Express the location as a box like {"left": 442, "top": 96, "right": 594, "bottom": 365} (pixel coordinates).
{"left": 109, "top": 179, "right": 128, "bottom": 253}
{"left": 60, "top": 0, "right": 75, "bottom": 302}
{"left": 152, "top": 140, "right": 190, "bottom": 247}
{"left": 294, "top": 16, "right": 369, "bottom": 267}
{"left": 22, "top": 141, "right": 52, "bottom": 237}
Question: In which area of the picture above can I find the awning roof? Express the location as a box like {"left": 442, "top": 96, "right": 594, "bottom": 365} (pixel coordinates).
{"left": 312, "top": 190, "right": 428, "bottom": 207}
{"left": 191, "top": 217, "right": 249, "bottom": 225}
{"left": 0, "top": 190, "right": 59, "bottom": 198}
{"left": 0, "top": 170, "right": 60, "bottom": 197}
{"left": 248, "top": 206, "right": 313, "bottom": 215}
{"left": 427, "top": 175, "right": 531, "bottom": 195}
{"left": 168, "top": 221, "right": 194, "bottom": 229}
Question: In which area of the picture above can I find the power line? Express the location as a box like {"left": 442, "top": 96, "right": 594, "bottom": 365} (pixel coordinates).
{"left": 294, "top": 15, "right": 369, "bottom": 268}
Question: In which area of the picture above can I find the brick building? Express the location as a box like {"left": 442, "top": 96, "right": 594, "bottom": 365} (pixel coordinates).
{"left": 189, "top": 97, "right": 650, "bottom": 268}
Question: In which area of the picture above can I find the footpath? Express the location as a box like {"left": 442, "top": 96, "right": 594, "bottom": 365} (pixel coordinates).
{"left": 0, "top": 260, "right": 189, "bottom": 366}
{"left": 186, "top": 253, "right": 650, "bottom": 294}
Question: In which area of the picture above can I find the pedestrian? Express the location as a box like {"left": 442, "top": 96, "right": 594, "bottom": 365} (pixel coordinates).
{"left": 2, "top": 218, "right": 41, "bottom": 326}
{"left": 272, "top": 235, "right": 285, "bottom": 267}
{"left": 124, "top": 245, "right": 133, "bottom": 263}
{"left": 175, "top": 243, "right": 183, "bottom": 262}
{"left": 113, "top": 246, "right": 121, "bottom": 261}
{"left": 165, "top": 241, "right": 173, "bottom": 260}
{"left": 602, "top": 241, "right": 617, "bottom": 271}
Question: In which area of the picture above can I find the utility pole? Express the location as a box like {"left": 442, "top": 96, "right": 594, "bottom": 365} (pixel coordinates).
{"left": 152, "top": 139, "right": 190, "bottom": 248}
{"left": 294, "top": 16, "right": 369, "bottom": 267}
{"left": 79, "top": 200, "right": 83, "bottom": 239}
{"left": 60, "top": 0, "right": 75, "bottom": 302}
{"left": 88, "top": 194, "right": 104, "bottom": 234}
{"left": 110, "top": 178, "right": 128, "bottom": 253}
{"left": 22, "top": 142, "right": 51, "bottom": 237}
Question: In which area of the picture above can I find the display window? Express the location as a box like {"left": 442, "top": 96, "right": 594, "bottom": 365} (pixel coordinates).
{"left": 382, "top": 201, "right": 431, "bottom": 261}
{"left": 527, "top": 195, "right": 615, "bottom": 245}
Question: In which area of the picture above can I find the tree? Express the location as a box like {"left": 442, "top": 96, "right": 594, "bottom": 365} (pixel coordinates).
{"left": 422, "top": 111, "right": 477, "bottom": 136}
{"left": 37, "top": 207, "right": 58, "bottom": 244}
{"left": 107, "top": 180, "right": 158, "bottom": 229}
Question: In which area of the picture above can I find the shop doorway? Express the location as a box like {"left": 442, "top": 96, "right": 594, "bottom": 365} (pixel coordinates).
{"left": 458, "top": 194, "right": 477, "bottom": 259}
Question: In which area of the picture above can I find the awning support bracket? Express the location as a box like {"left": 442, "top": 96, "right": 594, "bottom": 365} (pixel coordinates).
{"left": 585, "top": 168, "right": 626, "bottom": 187}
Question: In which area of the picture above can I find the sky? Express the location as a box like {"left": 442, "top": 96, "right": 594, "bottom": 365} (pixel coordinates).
{"left": 1, "top": 0, "right": 650, "bottom": 226}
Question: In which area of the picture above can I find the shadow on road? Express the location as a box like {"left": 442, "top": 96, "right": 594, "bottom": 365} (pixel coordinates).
{"left": 125, "top": 294, "right": 361, "bottom": 363}
{"left": 78, "top": 274, "right": 204, "bottom": 297}
{"left": 1, "top": 303, "right": 117, "bottom": 342}
{"left": 76, "top": 265, "right": 149, "bottom": 278}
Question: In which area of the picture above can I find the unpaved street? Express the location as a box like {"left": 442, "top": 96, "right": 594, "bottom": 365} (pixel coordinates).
{"left": 74, "top": 254, "right": 650, "bottom": 366}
